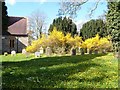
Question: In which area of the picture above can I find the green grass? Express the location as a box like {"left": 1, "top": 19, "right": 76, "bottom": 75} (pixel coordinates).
{"left": 1, "top": 53, "right": 35, "bottom": 62}
{"left": 1, "top": 53, "right": 118, "bottom": 89}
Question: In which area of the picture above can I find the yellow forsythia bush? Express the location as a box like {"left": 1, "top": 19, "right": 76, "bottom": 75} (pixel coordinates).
{"left": 26, "top": 26, "right": 112, "bottom": 54}
{"left": 26, "top": 45, "right": 37, "bottom": 53}
{"left": 48, "top": 27, "right": 65, "bottom": 47}
{"left": 83, "top": 34, "right": 112, "bottom": 53}
{"left": 99, "top": 37, "right": 112, "bottom": 52}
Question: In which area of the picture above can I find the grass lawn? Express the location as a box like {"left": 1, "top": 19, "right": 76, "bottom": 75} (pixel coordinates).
{"left": 1, "top": 53, "right": 118, "bottom": 88}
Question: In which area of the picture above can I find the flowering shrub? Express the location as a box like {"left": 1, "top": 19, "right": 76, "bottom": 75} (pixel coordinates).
{"left": 83, "top": 34, "right": 112, "bottom": 53}
{"left": 26, "top": 27, "right": 112, "bottom": 54}
{"left": 84, "top": 34, "right": 100, "bottom": 51}
{"left": 99, "top": 37, "right": 112, "bottom": 52}
{"left": 26, "top": 45, "right": 37, "bottom": 53}
{"left": 49, "top": 27, "right": 65, "bottom": 47}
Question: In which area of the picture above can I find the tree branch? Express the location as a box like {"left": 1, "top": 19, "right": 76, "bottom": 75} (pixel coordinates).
{"left": 58, "top": 0, "right": 101, "bottom": 18}
{"left": 88, "top": 0, "right": 101, "bottom": 17}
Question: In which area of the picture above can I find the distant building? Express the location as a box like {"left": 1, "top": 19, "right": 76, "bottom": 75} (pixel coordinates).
{"left": 1, "top": 16, "right": 28, "bottom": 54}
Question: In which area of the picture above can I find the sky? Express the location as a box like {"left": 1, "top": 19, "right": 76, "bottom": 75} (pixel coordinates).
{"left": 5, "top": 0, "right": 108, "bottom": 32}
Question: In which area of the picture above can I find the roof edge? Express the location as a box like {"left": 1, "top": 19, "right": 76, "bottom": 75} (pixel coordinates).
{"left": 8, "top": 16, "right": 27, "bottom": 19}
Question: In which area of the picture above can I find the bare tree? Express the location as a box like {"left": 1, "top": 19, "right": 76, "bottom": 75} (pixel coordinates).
{"left": 58, "top": 0, "right": 104, "bottom": 18}
{"left": 28, "top": 10, "right": 47, "bottom": 39}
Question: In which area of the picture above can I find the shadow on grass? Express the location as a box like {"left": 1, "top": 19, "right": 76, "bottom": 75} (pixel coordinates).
{"left": 2, "top": 53, "right": 106, "bottom": 67}
{"left": 2, "top": 53, "right": 107, "bottom": 88}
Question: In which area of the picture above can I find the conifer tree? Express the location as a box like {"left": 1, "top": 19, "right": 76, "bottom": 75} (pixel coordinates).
{"left": 106, "top": 1, "right": 120, "bottom": 57}
{"left": 2, "top": 2, "right": 9, "bottom": 35}
{"left": 80, "top": 19, "right": 107, "bottom": 40}
{"left": 48, "top": 17, "right": 77, "bottom": 37}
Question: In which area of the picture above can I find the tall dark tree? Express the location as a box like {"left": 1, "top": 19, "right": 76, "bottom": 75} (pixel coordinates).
{"left": 106, "top": 1, "right": 120, "bottom": 57}
{"left": 2, "top": 2, "right": 9, "bottom": 35}
{"left": 48, "top": 17, "right": 77, "bottom": 37}
{"left": 80, "top": 19, "right": 108, "bottom": 40}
